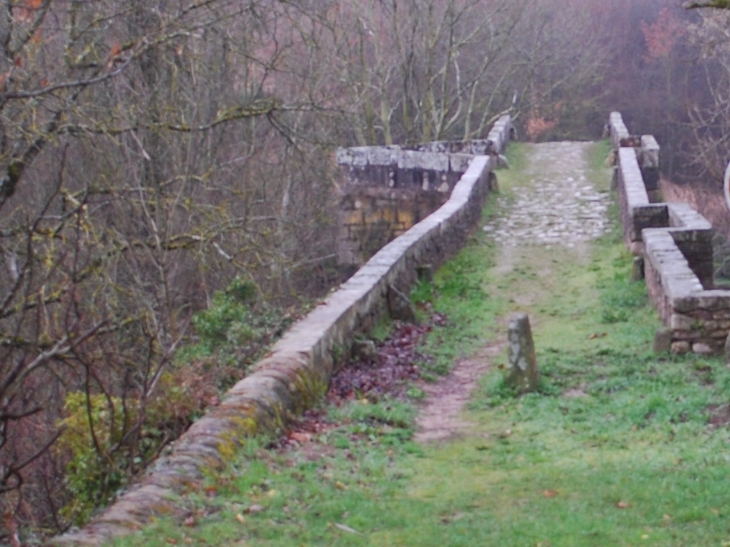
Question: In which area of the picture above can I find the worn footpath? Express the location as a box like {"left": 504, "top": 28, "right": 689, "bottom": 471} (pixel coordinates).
{"left": 416, "top": 141, "right": 610, "bottom": 442}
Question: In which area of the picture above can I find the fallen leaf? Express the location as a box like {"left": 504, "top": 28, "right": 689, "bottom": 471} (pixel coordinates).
{"left": 334, "top": 523, "right": 361, "bottom": 535}
{"left": 335, "top": 481, "right": 348, "bottom": 490}
{"left": 543, "top": 490, "right": 559, "bottom": 498}
{"left": 183, "top": 516, "right": 196, "bottom": 527}
{"left": 289, "top": 431, "right": 312, "bottom": 443}
{"left": 245, "top": 504, "right": 265, "bottom": 514}
{"left": 588, "top": 332, "right": 607, "bottom": 339}
{"left": 236, "top": 513, "right": 245, "bottom": 523}
{"left": 166, "top": 539, "right": 178, "bottom": 545}
{"left": 616, "top": 501, "right": 631, "bottom": 509}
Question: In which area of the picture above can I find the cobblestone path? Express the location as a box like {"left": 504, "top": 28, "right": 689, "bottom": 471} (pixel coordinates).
{"left": 482, "top": 142, "right": 610, "bottom": 247}
{"left": 416, "top": 141, "right": 609, "bottom": 443}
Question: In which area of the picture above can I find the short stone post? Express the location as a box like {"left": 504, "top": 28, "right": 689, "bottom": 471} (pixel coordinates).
{"left": 506, "top": 314, "right": 539, "bottom": 394}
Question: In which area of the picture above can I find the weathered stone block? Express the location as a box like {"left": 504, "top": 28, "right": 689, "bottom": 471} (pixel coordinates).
{"left": 450, "top": 153, "right": 473, "bottom": 173}
{"left": 506, "top": 314, "right": 539, "bottom": 394}
{"left": 640, "top": 135, "right": 660, "bottom": 168}
{"left": 692, "top": 342, "right": 714, "bottom": 355}
{"left": 671, "top": 341, "right": 691, "bottom": 354}
{"left": 653, "top": 328, "right": 672, "bottom": 353}
{"left": 669, "top": 313, "right": 696, "bottom": 331}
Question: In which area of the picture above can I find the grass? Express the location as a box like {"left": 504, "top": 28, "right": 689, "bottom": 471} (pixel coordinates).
{"left": 110, "top": 141, "right": 730, "bottom": 547}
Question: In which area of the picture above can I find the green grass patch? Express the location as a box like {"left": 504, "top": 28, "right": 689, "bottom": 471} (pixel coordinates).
{"left": 109, "top": 142, "right": 730, "bottom": 547}
{"left": 110, "top": 399, "right": 421, "bottom": 547}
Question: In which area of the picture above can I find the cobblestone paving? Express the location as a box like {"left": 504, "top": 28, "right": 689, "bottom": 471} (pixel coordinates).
{"left": 482, "top": 142, "right": 610, "bottom": 247}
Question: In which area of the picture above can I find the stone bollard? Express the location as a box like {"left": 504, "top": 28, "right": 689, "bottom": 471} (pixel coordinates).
{"left": 506, "top": 314, "right": 539, "bottom": 394}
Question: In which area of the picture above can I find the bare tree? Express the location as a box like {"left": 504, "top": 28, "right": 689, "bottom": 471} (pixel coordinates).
{"left": 0, "top": 0, "right": 631, "bottom": 540}
{"left": 0, "top": 0, "right": 339, "bottom": 536}
{"left": 684, "top": 9, "right": 730, "bottom": 180}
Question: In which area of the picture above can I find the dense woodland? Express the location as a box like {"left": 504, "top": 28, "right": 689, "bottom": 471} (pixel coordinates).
{"left": 1, "top": 0, "right": 729, "bottom": 542}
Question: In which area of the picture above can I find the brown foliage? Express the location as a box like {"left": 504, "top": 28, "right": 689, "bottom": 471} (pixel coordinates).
{"left": 641, "top": 8, "right": 687, "bottom": 60}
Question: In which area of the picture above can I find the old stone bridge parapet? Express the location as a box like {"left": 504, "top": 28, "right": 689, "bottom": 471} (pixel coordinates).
{"left": 51, "top": 116, "right": 513, "bottom": 546}
{"left": 336, "top": 115, "right": 512, "bottom": 266}
{"left": 610, "top": 112, "right": 728, "bottom": 355}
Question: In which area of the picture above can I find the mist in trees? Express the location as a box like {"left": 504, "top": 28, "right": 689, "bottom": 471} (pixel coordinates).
{"left": 0, "top": 0, "right": 725, "bottom": 542}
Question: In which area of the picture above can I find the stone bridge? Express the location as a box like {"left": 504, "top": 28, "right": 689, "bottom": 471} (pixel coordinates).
{"left": 54, "top": 111, "right": 730, "bottom": 545}
{"left": 609, "top": 112, "right": 729, "bottom": 355}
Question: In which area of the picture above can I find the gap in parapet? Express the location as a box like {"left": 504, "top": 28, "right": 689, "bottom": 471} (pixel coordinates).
{"left": 335, "top": 124, "right": 513, "bottom": 272}
{"left": 610, "top": 112, "right": 730, "bottom": 355}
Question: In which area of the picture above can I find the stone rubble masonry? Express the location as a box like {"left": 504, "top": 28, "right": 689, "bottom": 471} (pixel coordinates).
{"left": 50, "top": 119, "right": 512, "bottom": 546}
{"left": 610, "top": 112, "right": 729, "bottom": 355}
{"left": 336, "top": 116, "right": 513, "bottom": 266}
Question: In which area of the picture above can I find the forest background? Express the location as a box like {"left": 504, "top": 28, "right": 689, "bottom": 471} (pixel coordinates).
{"left": 1, "top": 0, "right": 728, "bottom": 541}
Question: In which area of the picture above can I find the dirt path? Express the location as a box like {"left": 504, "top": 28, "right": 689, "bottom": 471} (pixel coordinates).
{"left": 415, "top": 142, "right": 610, "bottom": 442}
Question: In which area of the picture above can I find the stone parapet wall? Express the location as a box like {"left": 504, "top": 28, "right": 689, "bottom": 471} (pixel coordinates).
{"left": 336, "top": 115, "right": 512, "bottom": 266}
{"left": 609, "top": 111, "right": 629, "bottom": 150}
{"left": 487, "top": 115, "right": 514, "bottom": 155}
{"left": 335, "top": 147, "right": 472, "bottom": 266}
{"left": 335, "top": 145, "right": 471, "bottom": 189}
{"left": 639, "top": 135, "right": 660, "bottom": 192}
{"left": 610, "top": 112, "right": 728, "bottom": 354}
{"left": 667, "top": 203, "right": 714, "bottom": 289}
{"left": 414, "top": 139, "right": 493, "bottom": 155}
{"left": 53, "top": 119, "right": 511, "bottom": 546}
{"left": 644, "top": 226, "right": 730, "bottom": 353}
